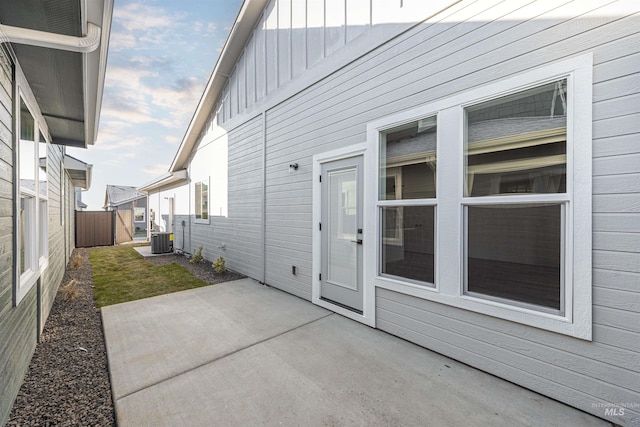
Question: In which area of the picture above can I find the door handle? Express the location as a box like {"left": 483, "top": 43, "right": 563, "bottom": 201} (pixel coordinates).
{"left": 350, "top": 239, "right": 363, "bottom": 245}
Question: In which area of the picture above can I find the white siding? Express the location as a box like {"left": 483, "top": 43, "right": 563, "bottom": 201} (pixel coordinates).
{"left": 346, "top": 0, "right": 370, "bottom": 43}
{"left": 324, "top": 0, "right": 345, "bottom": 57}
{"left": 246, "top": 36, "right": 257, "bottom": 108}
{"left": 306, "top": 0, "right": 325, "bottom": 69}
{"left": 255, "top": 14, "right": 267, "bottom": 100}
{"left": 291, "top": 0, "right": 306, "bottom": 78}
{"left": 278, "top": 0, "right": 292, "bottom": 86}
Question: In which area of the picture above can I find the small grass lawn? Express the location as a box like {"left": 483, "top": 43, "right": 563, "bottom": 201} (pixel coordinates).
{"left": 91, "top": 246, "right": 209, "bottom": 307}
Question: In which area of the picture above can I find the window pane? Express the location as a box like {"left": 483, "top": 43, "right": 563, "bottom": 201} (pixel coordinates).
{"left": 134, "top": 207, "right": 145, "bottom": 222}
{"left": 465, "top": 80, "right": 567, "bottom": 197}
{"left": 20, "top": 100, "right": 35, "bottom": 141}
{"left": 201, "top": 182, "right": 208, "bottom": 219}
{"left": 39, "top": 200, "right": 47, "bottom": 259}
{"left": 38, "top": 136, "right": 47, "bottom": 197}
{"left": 195, "top": 182, "right": 202, "bottom": 219}
{"left": 382, "top": 205, "right": 434, "bottom": 284}
{"left": 466, "top": 204, "right": 561, "bottom": 310}
{"left": 20, "top": 100, "right": 36, "bottom": 193}
{"left": 20, "top": 196, "right": 35, "bottom": 274}
{"left": 380, "top": 116, "right": 436, "bottom": 200}
{"left": 328, "top": 168, "right": 357, "bottom": 289}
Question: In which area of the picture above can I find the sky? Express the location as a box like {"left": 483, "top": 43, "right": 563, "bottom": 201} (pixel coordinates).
{"left": 67, "top": 0, "right": 244, "bottom": 210}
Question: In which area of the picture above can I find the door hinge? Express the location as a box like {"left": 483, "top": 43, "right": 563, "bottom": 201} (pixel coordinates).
{"left": 319, "top": 222, "right": 321, "bottom": 231}
{"left": 319, "top": 175, "right": 322, "bottom": 182}
{"left": 319, "top": 273, "right": 322, "bottom": 281}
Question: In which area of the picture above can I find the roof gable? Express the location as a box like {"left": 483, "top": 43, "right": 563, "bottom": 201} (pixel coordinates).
{"left": 105, "top": 185, "right": 146, "bottom": 207}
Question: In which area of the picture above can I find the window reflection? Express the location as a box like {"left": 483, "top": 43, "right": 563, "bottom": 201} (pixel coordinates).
{"left": 380, "top": 116, "right": 437, "bottom": 200}
{"left": 465, "top": 80, "right": 567, "bottom": 197}
{"left": 382, "top": 205, "right": 435, "bottom": 284}
{"left": 466, "top": 204, "right": 561, "bottom": 310}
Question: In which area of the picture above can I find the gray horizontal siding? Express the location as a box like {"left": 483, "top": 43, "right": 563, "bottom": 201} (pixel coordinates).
{"left": 376, "top": 289, "right": 640, "bottom": 424}
{"left": 255, "top": 1, "right": 640, "bottom": 425}
{"left": 191, "top": 115, "right": 264, "bottom": 281}
{"left": 0, "top": 46, "right": 77, "bottom": 424}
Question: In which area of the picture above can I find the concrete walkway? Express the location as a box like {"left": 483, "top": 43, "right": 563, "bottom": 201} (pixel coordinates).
{"left": 102, "top": 279, "right": 609, "bottom": 427}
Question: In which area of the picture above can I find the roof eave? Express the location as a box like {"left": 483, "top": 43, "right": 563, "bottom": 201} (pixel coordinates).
{"left": 63, "top": 154, "right": 93, "bottom": 190}
{"left": 83, "top": 0, "right": 114, "bottom": 148}
{"left": 139, "top": 169, "right": 188, "bottom": 192}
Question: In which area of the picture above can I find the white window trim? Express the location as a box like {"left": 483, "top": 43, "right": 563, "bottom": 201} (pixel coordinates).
{"left": 366, "top": 53, "right": 593, "bottom": 339}
{"left": 194, "top": 178, "right": 210, "bottom": 224}
{"left": 15, "top": 85, "right": 49, "bottom": 305}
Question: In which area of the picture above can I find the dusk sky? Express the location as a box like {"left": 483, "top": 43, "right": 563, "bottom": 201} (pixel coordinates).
{"left": 68, "top": 0, "right": 244, "bottom": 209}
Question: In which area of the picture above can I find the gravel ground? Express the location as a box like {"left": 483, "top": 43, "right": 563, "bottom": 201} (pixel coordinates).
{"left": 7, "top": 247, "right": 244, "bottom": 426}
{"left": 7, "top": 248, "right": 115, "bottom": 426}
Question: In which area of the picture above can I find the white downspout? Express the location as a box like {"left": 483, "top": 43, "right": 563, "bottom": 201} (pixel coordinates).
{"left": 0, "top": 22, "right": 101, "bottom": 53}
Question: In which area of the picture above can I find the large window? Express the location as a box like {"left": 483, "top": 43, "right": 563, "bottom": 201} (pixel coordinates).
{"left": 195, "top": 179, "right": 209, "bottom": 221}
{"left": 368, "top": 54, "right": 593, "bottom": 338}
{"left": 463, "top": 80, "right": 567, "bottom": 313}
{"left": 17, "top": 96, "right": 48, "bottom": 304}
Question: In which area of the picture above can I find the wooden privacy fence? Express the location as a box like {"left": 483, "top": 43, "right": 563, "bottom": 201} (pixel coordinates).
{"left": 75, "top": 211, "right": 114, "bottom": 247}
{"left": 75, "top": 210, "right": 136, "bottom": 247}
{"left": 115, "top": 210, "right": 133, "bottom": 244}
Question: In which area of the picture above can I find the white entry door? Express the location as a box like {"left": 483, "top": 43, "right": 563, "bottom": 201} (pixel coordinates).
{"left": 320, "top": 155, "right": 364, "bottom": 313}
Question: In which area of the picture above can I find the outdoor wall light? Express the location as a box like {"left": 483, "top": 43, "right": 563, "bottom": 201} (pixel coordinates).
{"left": 289, "top": 163, "right": 299, "bottom": 174}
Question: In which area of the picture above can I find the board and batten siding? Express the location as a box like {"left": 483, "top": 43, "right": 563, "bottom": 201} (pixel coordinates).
{"left": 189, "top": 115, "right": 264, "bottom": 280}
{"left": 213, "top": 0, "right": 456, "bottom": 127}
{"left": 252, "top": 0, "right": 640, "bottom": 424}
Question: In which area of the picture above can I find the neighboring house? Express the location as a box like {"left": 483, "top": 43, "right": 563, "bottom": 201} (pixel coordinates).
{"left": 141, "top": 1, "right": 639, "bottom": 425}
{"left": 104, "top": 185, "right": 148, "bottom": 233}
{"left": 75, "top": 188, "right": 88, "bottom": 211}
{"left": 0, "top": 1, "right": 112, "bottom": 424}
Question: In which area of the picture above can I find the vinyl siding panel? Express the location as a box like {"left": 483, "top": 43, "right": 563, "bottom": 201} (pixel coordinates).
{"left": 255, "top": 1, "right": 640, "bottom": 425}
{"left": 190, "top": 115, "right": 264, "bottom": 280}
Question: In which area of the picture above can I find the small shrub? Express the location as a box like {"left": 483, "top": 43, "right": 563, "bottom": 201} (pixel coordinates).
{"left": 190, "top": 246, "right": 205, "bottom": 264}
{"left": 212, "top": 257, "right": 226, "bottom": 274}
{"left": 60, "top": 279, "right": 80, "bottom": 301}
{"left": 71, "top": 253, "right": 83, "bottom": 270}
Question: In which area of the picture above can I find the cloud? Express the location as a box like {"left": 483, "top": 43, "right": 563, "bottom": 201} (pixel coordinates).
{"left": 143, "top": 164, "right": 170, "bottom": 176}
{"left": 165, "top": 135, "right": 180, "bottom": 145}
{"left": 114, "top": 3, "right": 175, "bottom": 32}
{"left": 110, "top": 3, "right": 184, "bottom": 50}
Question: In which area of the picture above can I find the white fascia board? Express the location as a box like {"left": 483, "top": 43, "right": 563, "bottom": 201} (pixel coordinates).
{"left": 139, "top": 169, "right": 188, "bottom": 192}
{"left": 169, "top": 0, "right": 267, "bottom": 172}
{"left": 84, "top": 0, "right": 114, "bottom": 146}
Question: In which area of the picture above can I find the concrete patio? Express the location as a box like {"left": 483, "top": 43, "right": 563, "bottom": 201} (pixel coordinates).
{"left": 102, "top": 278, "right": 609, "bottom": 427}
